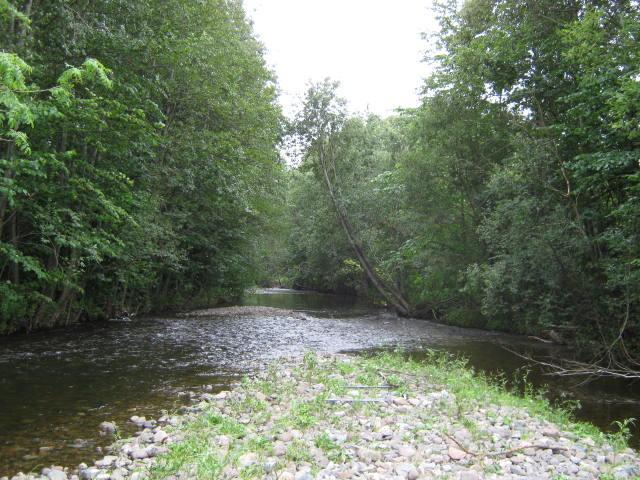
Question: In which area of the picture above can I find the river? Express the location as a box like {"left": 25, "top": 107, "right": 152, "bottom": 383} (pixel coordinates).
{"left": 0, "top": 289, "right": 638, "bottom": 475}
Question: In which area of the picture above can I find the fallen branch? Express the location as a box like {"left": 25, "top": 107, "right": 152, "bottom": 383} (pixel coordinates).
{"left": 326, "top": 398, "right": 389, "bottom": 404}
{"left": 443, "top": 432, "right": 474, "bottom": 456}
{"left": 346, "top": 385, "right": 395, "bottom": 389}
{"left": 377, "top": 368, "right": 422, "bottom": 378}
{"left": 528, "top": 336, "right": 554, "bottom": 344}
{"left": 484, "top": 444, "right": 567, "bottom": 458}
{"left": 444, "top": 432, "right": 567, "bottom": 459}
{"left": 503, "top": 346, "right": 640, "bottom": 381}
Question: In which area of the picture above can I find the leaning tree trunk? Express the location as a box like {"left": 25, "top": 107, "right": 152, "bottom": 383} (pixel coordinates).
{"left": 317, "top": 142, "right": 411, "bottom": 317}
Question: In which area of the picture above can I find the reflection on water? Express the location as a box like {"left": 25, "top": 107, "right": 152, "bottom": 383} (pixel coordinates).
{"left": 0, "top": 288, "right": 638, "bottom": 474}
{"left": 241, "top": 288, "right": 373, "bottom": 317}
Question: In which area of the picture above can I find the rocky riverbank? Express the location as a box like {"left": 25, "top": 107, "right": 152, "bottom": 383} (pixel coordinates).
{"left": 3, "top": 352, "right": 640, "bottom": 480}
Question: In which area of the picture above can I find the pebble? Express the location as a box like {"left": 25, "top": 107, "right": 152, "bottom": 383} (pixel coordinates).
{"left": 129, "top": 448, "right": 148, "bottom": 460}
{"left": 109, "top": 471, "right": 125, "bottom": 480}
{"left": 46, "top": 472, "right": 67, "bottom": 480}
{"left": 79, "top": 468, "right": 99, "bottom": 480}
{"left": 378, "top": 426, "right": 393, "bottom": 440}
{"left": 263, "top": 458, "right": 278, "bottom": 473}
{"left": 129, "top": 416, "right": 146, "bottom": 427}
{"left": 273, "top": 443, "right": 287, "bottom": 456}
{"left": 238, "top": 452, "right": 257, "bottom": 468}
{"left": 448, "top": 446, "right": 467, "bottom": 460}
{"left": 6, "top": 354, "right": 640, "bottom": 480}
{"left": 542, "top": 426, "right": 561, "bottom": 438}
{"left": 457, "top": 472, "right": 481, "bottom": 480}
{"left": 398, "top": 445, "right": 416, "bottom": 458}
{"left": 152, "top": 430, "right": 168, "bottom": 444}
{"left": 98, "top": 422, "right": 116, "bottom": 435}
{"left": 395, "top": 463, "right": 418, "bottom": 479}
{"left": 96, "top": 455, "right": 118, "bottom": 468}
{"left": 357, "top": 447, "right": 381, "bottom": 462}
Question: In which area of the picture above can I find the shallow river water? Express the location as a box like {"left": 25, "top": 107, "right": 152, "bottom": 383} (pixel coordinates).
{"left": 0, "top": 289, "right": 638, "bottom": 475}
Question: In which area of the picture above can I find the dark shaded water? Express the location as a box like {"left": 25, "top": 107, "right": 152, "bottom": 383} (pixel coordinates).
{"left": 0, "top": 289, "right": 638, "bottom": 475}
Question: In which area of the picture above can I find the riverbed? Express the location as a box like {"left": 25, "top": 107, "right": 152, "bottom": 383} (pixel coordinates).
{"left": 0, "top": 289, "right": 638, "bottom": 475}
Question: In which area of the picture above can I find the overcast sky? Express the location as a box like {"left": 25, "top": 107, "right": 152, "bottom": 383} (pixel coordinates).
{"left": 243, "top": 0, "right": 439, "bottom": 117}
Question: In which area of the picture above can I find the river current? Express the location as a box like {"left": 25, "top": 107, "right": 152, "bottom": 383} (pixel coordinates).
{"left": 0, "top": 289, "right": 638, "bottom": 475}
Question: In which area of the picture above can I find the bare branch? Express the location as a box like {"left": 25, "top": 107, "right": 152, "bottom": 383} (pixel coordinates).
{"left": 503, "top": 346, "right": 640, "bottom": 381}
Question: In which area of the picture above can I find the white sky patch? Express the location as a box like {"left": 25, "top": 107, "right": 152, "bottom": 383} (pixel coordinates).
{"left": 243, "top": 0, "right": 439, "bottom": 118}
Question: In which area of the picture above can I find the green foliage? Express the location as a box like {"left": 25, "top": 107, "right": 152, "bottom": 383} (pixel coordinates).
{"left": 152, "top": 352, "right": 623, "bottom": 480}
{"left": 0, "top": 0, "right": 282, "bottom": 332}
{"left": 267, "top": 0, "right": 640, "bottom": 364}
{"left": 5, "top": 0, "right": 638, "bottom": 367}
{"left": 608, "top": 418, "right": 636, "bottom": 453}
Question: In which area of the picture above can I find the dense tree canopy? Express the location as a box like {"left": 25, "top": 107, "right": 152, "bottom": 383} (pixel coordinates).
{"left": 0, "top": 0, "right": 283, "bottom": 332}
{"left": 3, "top": 0, "right": 639, "bottom": 373}
{"left": 266, "top": 0, "right": 640, "bottom": 369}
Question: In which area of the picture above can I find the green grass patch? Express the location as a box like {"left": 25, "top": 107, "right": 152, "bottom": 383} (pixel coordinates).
{"left": 149, "top": 350, "right": 633, "bottom": 479}
{"left": 285, "top": 440, "right": 312, "bottom": 462}
{"left": 358, "top": 350, "right": 619, "bottom": 446}
{"left": 314, "top": 432, "right": 348, "bottom": 463}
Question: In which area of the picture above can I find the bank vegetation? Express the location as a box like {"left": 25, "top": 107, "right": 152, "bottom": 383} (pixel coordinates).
{"left": 263, "top": 0, "right": 640, "bottom": 374}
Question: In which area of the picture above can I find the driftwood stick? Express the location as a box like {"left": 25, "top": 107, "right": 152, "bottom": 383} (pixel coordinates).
{"left": 484, "top": 444, "right": 567, "bottom": 458}
{"left": 443, "top": 432, "right": 475, "bottom": 455}
{"left": 346, "top": 385, "right": 395, "bottom": 389}
{"left": 327, "top": 398, "right": 388, "bottom": 404}
{"left": 377, "top": 368, "right": 422, "bottom": 378}
{"left": 444, "top": 432, "right": 567, "bottom": 458}
{"left": 528, "top": 335, "right": 554, "bottom": 344}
